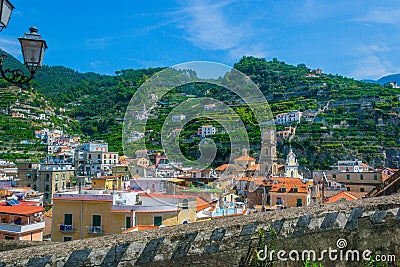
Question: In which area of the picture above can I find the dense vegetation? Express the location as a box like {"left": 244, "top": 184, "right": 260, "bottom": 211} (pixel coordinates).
{"left": 0, "top": 52, "right": 399, "bottom": 169}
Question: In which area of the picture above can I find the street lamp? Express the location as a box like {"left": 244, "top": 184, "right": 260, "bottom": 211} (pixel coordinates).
{"left": 0, "top": 0, "right": 14, "bottom": 31}
{"left": 0, "top": 26, "right": 47, "bottom": 84}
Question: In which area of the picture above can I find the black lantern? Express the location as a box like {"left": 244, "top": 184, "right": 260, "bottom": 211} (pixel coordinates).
{"left": 19, "top": 26, "right": 47, "bottom": 72}
{"left": 0, "top": 26, "right": 47, "bottom": 84}
{"left": 0, "top": 0, "right": 14, "bottom": 31}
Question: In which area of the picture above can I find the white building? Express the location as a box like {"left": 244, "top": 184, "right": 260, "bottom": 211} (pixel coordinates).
{"left": 334, "top": 160, "right": 369, "bottom": 172}
{"left": 275, "top": 110, "right": 302, "bottom": 125}
{"left": 285, "top": 148, "right": 302, "bottom": 179}
{"left": 171, "top": 114, "right": 186, "bottom": 122}
{"left": 198, "top": 125, "right": 217, "bottom": 137}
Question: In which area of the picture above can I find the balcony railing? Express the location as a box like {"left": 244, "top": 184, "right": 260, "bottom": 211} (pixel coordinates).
{"left": 59, "top": 224, "right": 73, "bottom": 232}
{"left": 87, "top": 225, "right": 103, "bottom": 234}
{"left": 0, "top": 221, "right": 45, "bottom": 233}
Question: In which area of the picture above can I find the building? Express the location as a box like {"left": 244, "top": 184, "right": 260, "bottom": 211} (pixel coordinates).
{"left": 81, "top": 151, "right": 119, "bottom": 176}
{"left": 259, "top": 128, "right": 279, "bottom": 176}
{"left": 134, "top": 150, "right": 148, "bottom": 159}
{"left": 234, "top": 153, "right": 256, "bottom": 169}
{"left": 334, "top": 160, "right": 369, "bottom": 172}
{"left": 269, "top": 178, "right": 311, "bottom": 207}
{"left": 204, "top": 104, "right": 216, "bottom": 111}
{"left": 284, "top": 148, "right": 302, "bottom": 179}
{"left": 0, "top": 200, "right": 45, "bottom": 241}
{"left": 275, "top": 110, "right": 302, "bottom": 125}
{"left": 17, "top": 163, "right": 75, "bottom": 203}
{"left": 324, "top": 191, "right": 359, "bottom": 204}
{"left": 198, "top": 125, "right": 217, "bottom": 137}
{"left": 245, "top": 177, "right": 311, "bottom": 208}
{"left": 91, "top": 176, "right": 130, "bottom": 191}
{"left": 171, "top": 114, "right": 186, "bottom": 122}
{"left": 82, "top": 141, "right": 108, "bottom": 152}
{"left": 332, "top": 171, "right": 384, "bottom": 194}
{"left": 52, "top": 191, "right": 197, "bottom": 242}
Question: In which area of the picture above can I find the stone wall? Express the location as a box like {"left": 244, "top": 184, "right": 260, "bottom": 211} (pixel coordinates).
{"left": 0, "top": 194, "right": 399, "bottom": 266}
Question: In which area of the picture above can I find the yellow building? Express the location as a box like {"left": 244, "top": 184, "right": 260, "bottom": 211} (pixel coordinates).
{"left": 52, "top": 190, "right": 197, "bottom": 242}
{"left": 91, "top": 176, "right": 122, "bottom": 190}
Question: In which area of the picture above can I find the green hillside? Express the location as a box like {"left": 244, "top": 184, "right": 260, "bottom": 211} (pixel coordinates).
{"left": 1, "top": 54, "right": 398, "bottom": 169}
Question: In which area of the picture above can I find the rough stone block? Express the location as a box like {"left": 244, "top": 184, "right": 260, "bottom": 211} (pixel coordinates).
{"left": 26, "top": 255, "right": 52, "bottom": 267}
{"left": 292, "top": 214, "right": 313, "bottom": 237}
{"left": 64, "top": 249, "right": 92, "bottom": 267}
{"left": 370, "top": 210, "right": 387, "bottom": 224}
{"left": 135, "top": 237, "right": 164, "bottom": 265}
{"left": 345, "top": 207, "right": 364, "bottom": 230}
{"left": 320, "top": 212, "right": 339, "bottom": 230}
{"left": 100, "top": 243, "right": 130, "bottom": 267}
{"left": 170, "top": 232, "right": 198, "bottom": 260}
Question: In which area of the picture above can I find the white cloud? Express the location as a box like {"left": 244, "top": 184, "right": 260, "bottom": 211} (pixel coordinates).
{"left": 351, "top": 55, "right": 393, "bottom": 80}
{"left": 356, "top": 7, "right": 400, "bottom": 25}
{"left": 0, "top": 37, "right": 21, "bottom": 57}
{"left": 175, "top": 0, "right": 267, "bottom": 59}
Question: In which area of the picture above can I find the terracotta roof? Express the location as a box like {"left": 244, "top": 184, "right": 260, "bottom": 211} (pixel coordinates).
{"left": 235, "top": 155, "right": 255, "bottom": 161}
{"left": 0, "top": 201, "right": 44, "bottom": 216}
{"left": 325, "top": 191, "right": 359, "bottom": 203}
{"left": 215, "top": 164, "right": 244, "bottom": 172}
{"left": 215, "top": 164, "right": 229, "bottom": 171}
{"left": 196, "top": 197, "right": 211, "bottom": 212}
{"left": 247, "top": 164, "right": 260, "bottom": 171}
{"left": 122, "top": 225, "right": 159, "bottom": 233}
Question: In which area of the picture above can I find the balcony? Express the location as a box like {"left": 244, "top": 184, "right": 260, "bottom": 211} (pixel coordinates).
{"left": 87, "top": 225, "right": 103, "bottom": 234}
{"left": 0, "top": 221, "right": 45, "bottom": 233}
{"left": 59, "top": 224, "right": 73, "bottom": 232}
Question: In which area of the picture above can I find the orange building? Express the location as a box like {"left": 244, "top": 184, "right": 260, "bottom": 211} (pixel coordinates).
{"left": 268, "top": 178, "right": 311, "bottom": 208}
{"left": 0, "top": 200, "right": 45, "bottom": 241}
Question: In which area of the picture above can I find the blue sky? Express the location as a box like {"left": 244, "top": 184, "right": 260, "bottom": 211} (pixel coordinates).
{"left": 1, "top": 0, "right": 400, "bottom": 80}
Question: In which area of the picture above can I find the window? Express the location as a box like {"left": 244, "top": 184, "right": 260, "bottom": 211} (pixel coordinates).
{"left": 276, "top": 197, "right": 282, "bottom": 205}
{"left": 360, "top": 188, "right": 365, "bottom": 192}
{"left": 280, "top": 187, "right": 286, "bottom": 193}
{"left": 92, "top": 215, "right": 101, "bottom": 227}
{"left": 114, "top": 155, "right": 117, "bottom": 159}
{"left": 89, "top": 154, "right": 92, "bottom": 160}
{"left": 45, "top": 174, "right": 50, "bottom": 182}
{"left": 292, "top": 187, "right": 298, "bottom": 193}
{"left": 125, "top": 216, "right": 131, "bottom": 229}
{"left": 4, "top": 235, "right": 14, "bottom": 240}
{"left": 360, "top": 175, "right": 363, "bottom": 180}
{"left": 55, "top": 174, "right": 59, "bottom": 181}
{"left": 374, "top": 175, "right": 378, "bottom": 181}
{"left": 104, "top": 154, "right": 107, "bottom": 159}
{"left": 98, "top": 154, "right": 101, "bottom": 159}
{"left": 63, "top": 236, "right": 72, "bottom": 242}
{"left": 45, "top": 185, "right": 50, "bottom": 192}
{"left": 333, "top": 174, "right": 336, "bottom": 179}
{"left": 296, "top": 199, "right": 302, "bottom": 207}
{"left": 346, "top": 174, "right": 350, "bottom": 181}
{"left": 154, "top": 216, "right": 162, "bottom": 226}
{"left": 104, "top": 160, "right": 106, "bottom": 164}
{"left": 64, "top": 214, "right": 72, "bottom": 225}
{"left": 347, "top": 187, "right": 350, "bottom": 191}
